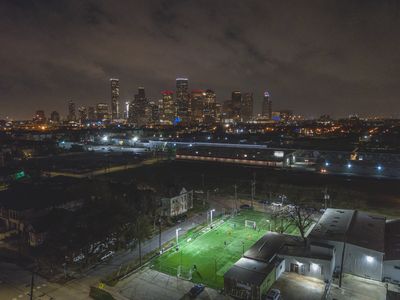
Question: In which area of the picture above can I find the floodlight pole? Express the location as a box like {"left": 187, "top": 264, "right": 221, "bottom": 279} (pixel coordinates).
{"left": 176, "top": 228, "right": 182, "bottom": 245}
{"left": 234, "top": 184, "right": 238, "bottom": 214}
{"left": 210, "top": 209, "right": 215, "bottom": 224}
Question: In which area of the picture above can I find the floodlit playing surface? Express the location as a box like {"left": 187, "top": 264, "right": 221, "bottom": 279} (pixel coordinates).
{"left": 152, "top": 210, "right": 301, "bottom": 288}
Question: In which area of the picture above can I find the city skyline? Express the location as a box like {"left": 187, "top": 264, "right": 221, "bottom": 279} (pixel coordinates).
{"left": 1, "top": 1, "right": 400, "bottom": 119}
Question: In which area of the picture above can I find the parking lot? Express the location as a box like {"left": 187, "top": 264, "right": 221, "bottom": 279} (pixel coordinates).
{"left": 329, "top": 274, "right": 387, "bottom": 300}
{"left": 270, "top": 272, "right": 325, "bottom": 300}
{"left": 115, "top": 267, "right": 232, "bottom": 300}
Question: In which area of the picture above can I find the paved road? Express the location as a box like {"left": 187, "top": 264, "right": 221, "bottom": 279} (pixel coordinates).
{"left": 0, "top": 206, "right": 224, "bottom": 300}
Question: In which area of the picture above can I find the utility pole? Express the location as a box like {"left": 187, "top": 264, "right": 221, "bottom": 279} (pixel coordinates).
{"left": 158, "top": 217, "right": 162, "bottom": 252}
{"left": 234, "top": 184, "right": 238, "bottom": 214}
{"left": 30, "top": 270, "right": 34, "bottom": 300}
{"left": 323, "top": 188, "right": 330, "bottom": 209}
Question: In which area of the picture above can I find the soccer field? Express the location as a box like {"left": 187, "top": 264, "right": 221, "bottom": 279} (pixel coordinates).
{"left": 151, "top": 210, "right": 301, "bottom": 288}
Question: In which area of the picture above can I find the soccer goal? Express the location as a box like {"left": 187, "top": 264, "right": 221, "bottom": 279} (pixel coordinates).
{"left": 177, "top": 265, "right": 193, "bottom": 280}
{"left": 245, "top": 220, "right": 257, "bottom": 229}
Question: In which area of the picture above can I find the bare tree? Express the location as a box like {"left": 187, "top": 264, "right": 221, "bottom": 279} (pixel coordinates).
{"left": 288, "top": 205, "right": 314, "bottom": 243}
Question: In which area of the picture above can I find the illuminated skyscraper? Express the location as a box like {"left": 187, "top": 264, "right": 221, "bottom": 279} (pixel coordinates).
{"left": 204, "top": 89, "right": 217, "bottom": 124}
{"left": 50, "top": 111, "right": 60, "bottom": 123}
{"left": 34, "top": 110, "right": 46, "bottom": 124}
{"left": 96, "top": 103, "right": 110, "bottom": 121}
{"left": 67, "top": 100, "right": 76, "bottom": 122}
{"left": 129, "top": 87, "right": 149, "bottom": 127}
{"left": 241, "top": 92, "right": 253, "bottom": 122}
{"left": 88, "top": 106, "right": 96, "bottom": 120}
{"left": 190, "top": 89, "right": 205, "bottom": 124}
{"left": 160, "top": 90, "right": 175, "bottom": 124}
{"left": 262, "top": 91, "right": 272, "bottom": 119}
{"left": 176, "top": 78, "right": 190, "bottom": 123}
{"left": 110, "top": 78, "right": 120, "bottom": 120}
{"left": 231, "top": 91, "right": 242, "bottom": 121}
{"left": 78, "top": 106, "right": 88, "bottom": 123}
{"left": 149, "top": 101, "right": 160, "bottom": 124}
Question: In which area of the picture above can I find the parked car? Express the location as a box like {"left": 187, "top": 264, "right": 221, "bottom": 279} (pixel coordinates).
{"left": 72, "top": 253, "right": 85, "bottom": 263}
{"left": 189, "top": 284, "right": 205, "bottom": 297}
{"left": 265, "top": 289, "right": 281, "bottom": 300}
{"left": 240, "top": 204, "right": 251, "bottom": 209}
{"left": 271, "top": 202, "right": 283, "bottom": 207}
{"left": 100, "top": 250, "right": 115, "bottom": 261}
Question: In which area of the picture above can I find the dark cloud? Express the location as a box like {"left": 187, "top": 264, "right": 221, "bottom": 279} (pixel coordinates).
{"left": 0, "top": 0, "right": 400, "bottom": 119}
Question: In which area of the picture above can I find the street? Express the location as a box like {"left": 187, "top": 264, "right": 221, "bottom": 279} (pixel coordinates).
{"left": 0, "top": 206, "right": 223, "bottom": 300}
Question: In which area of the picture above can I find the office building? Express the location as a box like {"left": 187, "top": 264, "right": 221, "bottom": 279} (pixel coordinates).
{"left": 204, "top": 89, "right": 217, "bottom": 124}
{"left": 78, "top": 106, "right": 88, "bottom": 123}
{"left": 129, "top": 87, "right": 149, "bottom": 127}
{"left": 190, "top": 89, "right": 205, "bottom": 124}
{"left": 96, "top": 103, "right": 110, "bottom": 121}
{"left": 241, "top": 92, "right": 254, "bottom": 122}
{"left": 33, "top": 110, "right": 46, "bottom": 124}
{"left": 110, "top": 78, "right": 120, "bottom": 120}
{"left": 50, "top": 111, "right": 60, "bottom": 123}
{"left": 176, "top": 78, "right": 190, "bottom": 123}
{"left": 262, "top": 91, "right": 272, "bottom": 119}
{"left": 160, "top": 90, "right": 175, "bottom": 124}
{"left": 231, "top": 91, "right": 242, "bottom": 122}
{"left": 87, "top": 106, "right": 96, "bottom": 120}
{"left": 67, "top": 101, "right": 76, "bottom": 122}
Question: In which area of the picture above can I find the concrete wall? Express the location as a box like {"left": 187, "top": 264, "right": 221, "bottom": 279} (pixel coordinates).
{"left": 343, "top": 244, "right": 384, "bottom": 281}
{"left": 383, "top": 261, "right": 400, "bottom": 284}
{"left": 275, "top": 259, "right": 285, "bottom": 279}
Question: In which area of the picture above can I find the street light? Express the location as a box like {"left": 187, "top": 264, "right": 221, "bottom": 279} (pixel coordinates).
{"left": 210, "top": 209, "right": 216, "bottom": 225}
{"left": 176, "top": 228, "right": 182, "bottom": 245}
{"left": 266, "top": 220, "right": 271, "bottom": 231}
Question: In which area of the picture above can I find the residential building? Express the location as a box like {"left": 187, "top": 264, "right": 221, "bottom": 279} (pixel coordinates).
{"left": 161, "top": 188, "right": 194, "bottom": 217}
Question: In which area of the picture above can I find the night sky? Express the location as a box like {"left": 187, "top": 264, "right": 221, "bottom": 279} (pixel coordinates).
{"left": 1, "top": 0, "right": 400, "bottom": 119}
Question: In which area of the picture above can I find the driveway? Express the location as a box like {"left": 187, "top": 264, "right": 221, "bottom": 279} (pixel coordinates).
{"left": 329, "top": 274, "right": 386, "bottom": 300}
{"left": 271, "top": 272, "right": 324, "bottom": 300}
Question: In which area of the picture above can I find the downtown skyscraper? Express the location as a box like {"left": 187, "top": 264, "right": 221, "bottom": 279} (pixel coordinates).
{"left": 110, "top": 78, "right": 120, "bottom": 120}
{"left": 175, "top": 78, "right": 190, "bottom": 123}
{"left": 262, "top": 91, "right": 272, "bottom": 119}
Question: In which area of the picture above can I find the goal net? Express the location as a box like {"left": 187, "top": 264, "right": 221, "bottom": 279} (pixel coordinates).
{"left": 245, "top": 220, "right": 257, "bottom": 229}
{"left": 177, "top": 265, "right": 193, "bottom": 280}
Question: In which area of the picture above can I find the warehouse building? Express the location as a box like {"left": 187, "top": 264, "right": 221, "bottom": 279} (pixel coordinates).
{"left": 224, "top": 233, "right": 334, "bottom": 300}
{"left": 225, "top": 209, "right": 400, "bottom": 299}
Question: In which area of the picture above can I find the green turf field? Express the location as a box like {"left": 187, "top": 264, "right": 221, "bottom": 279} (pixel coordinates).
{"left": 151, "top": 210, "right": 302, "bottom": 289}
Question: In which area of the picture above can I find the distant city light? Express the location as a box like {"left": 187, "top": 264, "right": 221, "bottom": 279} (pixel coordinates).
{"left": 325, "top": 162, "right": 330, "bottom": 167}
{"left": 347, "top": 163, "right": 352, "bottom": 169}
{"left": 377, "top": 165, "right": 382, "bottom": 171}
